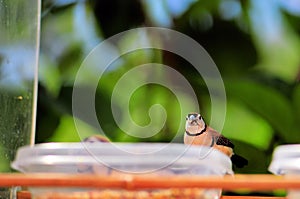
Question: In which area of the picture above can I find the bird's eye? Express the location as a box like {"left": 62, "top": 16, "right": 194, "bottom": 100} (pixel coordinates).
{"left": 198, "top": 115, "right": 202, "bottom": 120}
{"left": 185, "top": 116, "right": 188, "bottom": 120}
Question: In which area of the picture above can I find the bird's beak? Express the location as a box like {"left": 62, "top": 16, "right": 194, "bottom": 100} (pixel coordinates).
{"left": 190, "top": 119, "right": 198, "bottom": 125}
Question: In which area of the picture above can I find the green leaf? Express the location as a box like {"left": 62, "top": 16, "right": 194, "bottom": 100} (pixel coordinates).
{"left": 222, "top": 100, "right": 273, "bottom": 150}
{"left": 292, "top": 85, "right": 300, "bottom": 124}
{"left": 39, "top": 55, "right": 61, "bottom": 96}
{"left": 202, "top": 96, "right": 273, "bottom": 150}
{"left": 47, "top": 115, "right": 98, "bottom": 142}
{"left": 226, "top": 79, "right": 295, "bottom": 142}
{"left": 248, "top": 0, "right": 300, "bottom": 82}
{"left": 231, "top": 140, "right": 269, "bottom": 174}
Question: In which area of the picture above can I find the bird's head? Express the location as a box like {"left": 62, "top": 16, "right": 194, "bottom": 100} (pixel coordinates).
{"left": 185, "top": 112, "right": 206, "bottom": 135}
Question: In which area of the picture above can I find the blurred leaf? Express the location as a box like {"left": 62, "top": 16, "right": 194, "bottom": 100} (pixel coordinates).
{"left": 232, "top": 140, "right": 269, "bottom": 174}
{"left": 36, "top": 85, "right": 69, "bottom": 143}
{"left": 226, "top": 79, "right": 296, "bottom": 143}
{"left": 41, "top": 2, "right": 101, "bottom": 87}
{"left": 217, "top": 99, "right": 273, "bottom": 150}
{"left": 39, "top": 55, "right": 61, "bottom": 96}
{"left": 202, "top": 95, "right": 273, "bottom": 150}
{"left": 248, "top": 0, "right": 300, "bottom": 82}
{"left": 121, "top": 84, "right": 181, "bottom": 142}
{"left": 57, "top": 42, "right": 83, "bottom": 81}
{"left": 47, "top": 115, "right": 98, "bottom": 142}
{"left": 292, "top": 85, "right": 300, "bottom": 124}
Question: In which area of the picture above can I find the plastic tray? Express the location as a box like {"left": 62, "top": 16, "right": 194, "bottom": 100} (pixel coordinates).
{"left": 269, "top": 144, "right": 300, "bottom": 199}
{"left": 12, "top": 142, "right": 233, "bottom": 198}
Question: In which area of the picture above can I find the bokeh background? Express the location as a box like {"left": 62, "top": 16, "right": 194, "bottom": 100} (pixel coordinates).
{"left": 37, "top": 0, "right": 300, "bottom": 175}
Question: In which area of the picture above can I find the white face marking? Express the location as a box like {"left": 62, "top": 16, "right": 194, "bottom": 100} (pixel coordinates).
{"left": 185, "top": 113, "right": 206, "bottom": 135}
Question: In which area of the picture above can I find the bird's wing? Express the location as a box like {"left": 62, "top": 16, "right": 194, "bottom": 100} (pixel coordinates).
{"left": 215, "top": 134, "right": 234, "bottom": 148}
{"left": 207, "top": 127, "right": 234, "bottom": 148}
{"left": 231, "top": 154, "right": 248, "bottom": 168}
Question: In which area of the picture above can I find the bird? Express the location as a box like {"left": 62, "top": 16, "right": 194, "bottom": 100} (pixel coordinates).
{"left": 184, "top": 112, "right": 248, "bottom": 168}
{"left": 77, "top": 135, "right": 111, "bottom": 174}
{"left": 83, "top": 134, "right": 110, "bottom": 143}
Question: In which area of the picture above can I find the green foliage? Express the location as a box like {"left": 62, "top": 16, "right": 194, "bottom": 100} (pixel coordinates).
{"left": 47, "top": 115, "right": 97, "bottom": 142}
{"left": 226, "top": 79, "right": 297, "bottom": 143}
{"left": 246, "top": 0, "right": 300, "bottom": 82}
{"left": 37, "top": 0, "right": 300, "bottom": 178}
{"left": 293, "top": 85, "right": 300, "bottom": 124}
{"left": 206, "top": 98, "right": 273, "bottom": 150}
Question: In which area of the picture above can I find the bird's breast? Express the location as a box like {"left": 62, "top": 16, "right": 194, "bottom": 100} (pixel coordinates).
{"left": 184, "top": 132, "right": 213, "bottom": 146}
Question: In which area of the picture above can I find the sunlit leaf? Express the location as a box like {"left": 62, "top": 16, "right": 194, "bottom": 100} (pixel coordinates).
{"left": 248, "top": 0, "right": 300, "bottom": 82}
{"left": 223, "top": 100, "right": 272, "bottom": 150}
{"left": 202, "top": 95, "right": 273, "bottom": 150}
{"left": 47, "top": 115, "right": 98, "bottom": 142}
{"left": 226, "top": 79, "right": 295, "bottom": 142}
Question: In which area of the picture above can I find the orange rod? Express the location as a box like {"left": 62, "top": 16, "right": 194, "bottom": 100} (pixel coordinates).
{"left": 16, "top": 191, "right": 287, "bottom": 199}
{"left": 0, "top": 173, "right": 298, "bottom": 191}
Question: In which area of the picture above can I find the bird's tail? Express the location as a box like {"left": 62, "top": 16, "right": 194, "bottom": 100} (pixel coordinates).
{"left": 231, "top": 154, "right": 248, "bottom": 168}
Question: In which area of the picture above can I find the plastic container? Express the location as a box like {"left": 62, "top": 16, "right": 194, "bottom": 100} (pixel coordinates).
{"left": 12, "top": 142, "right": 233, "bottom": 199}
{"left": 269, "top": 144, "right": 300, "bottom": 199}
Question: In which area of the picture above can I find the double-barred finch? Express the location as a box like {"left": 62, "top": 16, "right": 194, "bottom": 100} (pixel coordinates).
{"left": 184, "top": 112, "right": 248, "bottom": 168}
